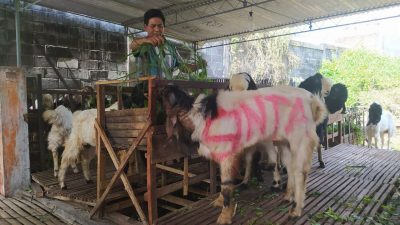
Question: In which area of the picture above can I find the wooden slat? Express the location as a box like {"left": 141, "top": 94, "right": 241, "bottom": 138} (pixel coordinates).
{"left": 105, "top": 108, "right": 147, "bottom": 117}
{"left": 106, "top": 130, "right": 145, "bottom": 138}
{"left": 109, "top": 137, "right": 147, "bottom": 146}
{"left": 156, "top": 144, "right": 400, "bottom": 225}
{"left": 106, "top": 122, "right": 146, "bottom": 130}
{"left": 106, "top": 115, "right": 147, "bottom": 123}
{"left": 160, "top": 195, "right": 194, "bottom": 207}
{"left": 90, "top": 120, "right": 150, "bottom": 224}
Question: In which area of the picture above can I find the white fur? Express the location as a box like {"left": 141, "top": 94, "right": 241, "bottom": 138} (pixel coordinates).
{"left": 229, "top": 73, "right": 250, "bottom": 91}
{"left": 57, "top": 104, "right": 132, "bottom": 189}
{"left": 43, "top": 94, "right": 54, "bottom": 110}
{"left": 58, "top": 109, "right": 97, "bottom": 188}
{"left": 366, "top": 111, "right": 396, "bottom": 149}
{"left": 42, "top": 105, "right": 79, "bottom": 177}
{"left": 228, "top": 74, "right": 277, "bottom": 185}
{"left": 189, "top": 86, "right": 326, "bottom": 219}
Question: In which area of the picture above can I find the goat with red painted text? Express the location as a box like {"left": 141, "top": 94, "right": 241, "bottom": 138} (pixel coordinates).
{"left": 161, "top": 84, "right": 327, "bottom": 224}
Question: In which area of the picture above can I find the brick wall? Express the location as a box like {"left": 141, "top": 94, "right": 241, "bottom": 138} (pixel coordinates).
{"left": 0, "top": 3, "right": 127, "bottom": 89}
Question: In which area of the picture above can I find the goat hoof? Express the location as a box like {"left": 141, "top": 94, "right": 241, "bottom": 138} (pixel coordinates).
{"left": 217, "top": 214, "right": 232, "bottom": 225}
{"left": 319, "top": 162, "right": 325, "bottom": 168}
{"left": 53, "top": 172, "right": 58, "bottom": 178}
{"left": 60, "top": 185, "right": 67, "bottom": 190}
{"left": 86, "top": 179, "right": 93, "bottom": 184}
{"left": 288, "top": 207, "right": 302, "bottom": 219}
{"left": 283, "top": 194, "right": 293, "bottom": 203}
{"left": 213, "top": 195, "right": 224, "bottom": 208}
{"left": 72, "top": 168, "right": 79, "bottom": 174}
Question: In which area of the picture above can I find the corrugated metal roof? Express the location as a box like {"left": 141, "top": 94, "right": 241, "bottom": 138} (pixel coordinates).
{"left": 26, "top": 0, "right": 400, "bottom": 42}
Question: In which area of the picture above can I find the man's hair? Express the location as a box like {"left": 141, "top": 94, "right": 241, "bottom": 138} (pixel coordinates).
{"left": 144, "top": 9, "right": 165, "bottom": 25}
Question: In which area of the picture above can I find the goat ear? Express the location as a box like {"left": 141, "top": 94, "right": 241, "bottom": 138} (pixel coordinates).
{"left": 166, "top": 115, "right": 178, "bottom": 139}
{"left": 168, "top": 93, "right": 177, "bottom": 106}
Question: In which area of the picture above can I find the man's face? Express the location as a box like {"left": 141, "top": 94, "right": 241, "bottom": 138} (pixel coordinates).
{"left": 144, "top": 17, "right": 164, "bottom": 37}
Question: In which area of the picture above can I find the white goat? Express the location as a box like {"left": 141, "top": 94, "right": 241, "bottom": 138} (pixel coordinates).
{"left": 58, "top": 105, "right": 135, "bottom": 189}
{"left": 229, "top": 73, "right": 278, "bottom": 187}
{"left": 161, "top": 85, "right": 327, "bottom": 223}
{"left": 366, "top": 103, "right": 396, "bottom": 149}
{"left": 42, "top": 105, "right": 79, "bottom": 177}
{"left": 58, "top": 109, "right": 97, "bottom": 189}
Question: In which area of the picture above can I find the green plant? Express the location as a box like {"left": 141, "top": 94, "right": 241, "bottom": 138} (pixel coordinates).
{"left": 308, "top": 191, "right": 322, "bottom": 197}
{"left": 126, "top": 38, "right": 207, "bottom": 80}
{"left": 320, "top": 49, "right": 400, "bottom": 108}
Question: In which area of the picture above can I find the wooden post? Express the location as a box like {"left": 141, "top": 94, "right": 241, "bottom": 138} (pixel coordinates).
{"left": 338, "top": 120, "right": 343, "bottom": 144}
{"left": 36, "top": 74, "right": 47, "bottom": 170}
{"left": 117, "top": 86, "right": 123, "bottom": 110}
{"left": 147, "top": 78, "right": 158, "bottom": 223}
{"left": 183, "top": 157, "right": 189, "bottom": 196}
{"left": 95, "top": 84, "right": 106, "bottom": 218}
{"left": 362, "top": 110, "right": 365, "bottom": 146}
{"left": 209, "top": 161, "right": 217, "bottom": 194}
{"left": 209, "top": 88, "right": 218, "bottom": 194}
{"left": 0, "top": 67, "right": 30, "bottom": 196}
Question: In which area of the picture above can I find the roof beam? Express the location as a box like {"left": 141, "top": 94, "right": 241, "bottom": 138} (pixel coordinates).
{"left": 123, "top": 0, "right": 274, "bottom": 28}
{"left": 123, "top": 0, "right": 224, "bottom": 26}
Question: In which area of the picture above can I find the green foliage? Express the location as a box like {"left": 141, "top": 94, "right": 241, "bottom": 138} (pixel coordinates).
{"left": 127, "top": 40, "right": 207, "bottom": 80}
{"left": 320, "top": 49, "right": 400, "bottom": 107}
{"left": 308, "top": 191, "right": 322, "bottom": 197}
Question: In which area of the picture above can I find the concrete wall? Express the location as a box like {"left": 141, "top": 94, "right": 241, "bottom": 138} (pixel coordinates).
{"left": 201, "top": 39, "right": 344, "bottom": 80}
{"left": 200, "top": 40, "right": 231, "bottom": 78}
{"left": 0, "top": 3, "right": 127, "bottom": 88}
{"left": 0, "top": 67, "right": 30, "bottom": 196}
{"left": 288, "top": 40, "right": 344, "bottom": 80}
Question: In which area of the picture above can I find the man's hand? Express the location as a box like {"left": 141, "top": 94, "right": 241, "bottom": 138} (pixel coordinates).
{"left": 130, "top": 36, "right": 165, "bottom": 50}
{"left": 145, "top": 35, "right": 165, "bottom": 46}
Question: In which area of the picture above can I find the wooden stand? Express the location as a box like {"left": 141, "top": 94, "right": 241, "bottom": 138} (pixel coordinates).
{"left": 90, "top": 77, "right": 227, "bottom": 224}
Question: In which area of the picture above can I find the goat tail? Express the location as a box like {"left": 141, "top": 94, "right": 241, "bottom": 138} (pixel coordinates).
{"left": 61, "top": 132, "right": 82, "bottom": 167}
{"left": 311, "top": 95, "right": 328, "bottom": 125}
{"left": 42, "top": 109, "right": 57, "bottom": 125}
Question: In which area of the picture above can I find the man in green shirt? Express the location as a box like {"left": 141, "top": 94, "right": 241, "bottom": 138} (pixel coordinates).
{"left": 130, "top": 9, "right": 203, "bottom": 79}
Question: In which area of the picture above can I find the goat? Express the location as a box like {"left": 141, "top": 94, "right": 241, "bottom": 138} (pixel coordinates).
{"left": 298, "top": 73, "right": 332, "bottom": 168}
{"left": 365, "top": 102, "right": 396, "bottom": 149}
{"left": 161, "top": 84, "right": 327, "bottom": 223}
{"left": 43, "top": 105, "right": 80, "bottom": 178}
{"left": 58, "top": 109, "right": 97, "bottom": 189}
{"left": 316, "top": 83, "right": 348, "bottom": 168}
{"left": 228, "top": 72, "right": 277, "bottom": 187}
{"left": 57, "top": 104, "right": 138, "bottom": 189}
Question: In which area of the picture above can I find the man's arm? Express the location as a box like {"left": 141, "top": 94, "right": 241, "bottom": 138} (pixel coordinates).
{"left": 129, "top": 36, "right": 165, "bottom": 51}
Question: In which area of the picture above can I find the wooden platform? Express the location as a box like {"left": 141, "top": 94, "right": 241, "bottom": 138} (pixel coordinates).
{"left": 0, "top": 194, "right": 68, "bottom": 225}
{"left": 156, "top": 144, "right": 400, "bottom": 225}
{"left": 31, "top": 158, "right": 210, "bottom": 209}
{"left": 31, "top": 164, "right": 147, "bottom": 207}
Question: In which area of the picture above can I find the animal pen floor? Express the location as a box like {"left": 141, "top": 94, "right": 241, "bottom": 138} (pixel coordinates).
{"left": 30, "top": 144, "right": 400, "bottom": 225}
{"left": 0, "top": 194, "right": 69, "bottom": 225}
{"left": 156, "top": 144, "right": 400, "bottom": 225}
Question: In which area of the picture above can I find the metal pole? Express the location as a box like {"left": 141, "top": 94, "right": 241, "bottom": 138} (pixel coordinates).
{"left": 15, "top": 0, "right": 21, "bottom": 67}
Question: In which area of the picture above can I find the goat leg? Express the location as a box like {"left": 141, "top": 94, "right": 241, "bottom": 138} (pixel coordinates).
{"left": 51, "top": 150, "right": 59, "bottom": 178}
{"left": 317, "top": 145, "right": 325, "bottom": 168}
{"left": 216, "top": 158, "right": 236, "bottom": 224}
